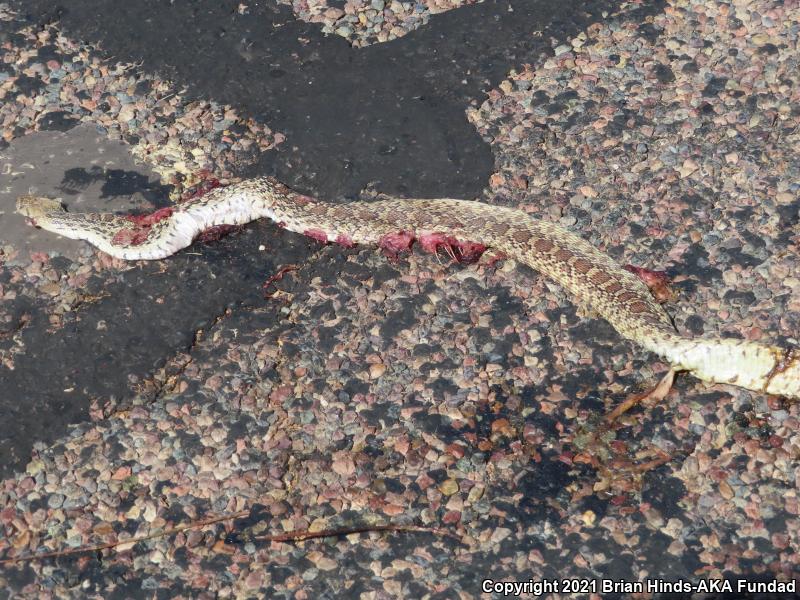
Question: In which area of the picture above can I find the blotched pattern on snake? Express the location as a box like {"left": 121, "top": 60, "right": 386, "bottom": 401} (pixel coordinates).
{"left": 17, "top": 176, "right": 800, "bottom": 399}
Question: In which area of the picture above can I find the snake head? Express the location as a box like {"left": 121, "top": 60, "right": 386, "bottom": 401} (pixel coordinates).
{"left": 15, "top": 195, "right": 65, "bottom": 221}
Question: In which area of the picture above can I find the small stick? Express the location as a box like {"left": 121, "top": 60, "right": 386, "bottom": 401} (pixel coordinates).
{"left": 262, "top": 264, "right": 299, "bottom": 295}
{"left": 0, "top": 510, "right": 250, "bottom": 566}
{"left": 606, "top": 368, "right": 676, "bottom": 423}
{"left": 0, "top": 512, "right": 458, "bottom": 566}
{"left": 252, "top": 523, "right": 462, "bottom": 544}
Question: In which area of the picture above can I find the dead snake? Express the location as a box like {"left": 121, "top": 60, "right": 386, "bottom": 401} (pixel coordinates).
{"left": 17, "top": 176, "right": 800, "bottom": 399}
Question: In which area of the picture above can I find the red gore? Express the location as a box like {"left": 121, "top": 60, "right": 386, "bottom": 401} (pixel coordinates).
{"left": 451, "top": 240, "right": 487, "bottom": 264}
{"left": 196, "top": 224, "right": 243, "bottom": 243}
{"left": 623, "top": 264, "right": 674, "bottom": 303}
{"left": 303, "top": 228, "right": 330, "bottom": 243}
{"left": 123, "top": 207, "right": 174, "bottom": 226}
{"left": 262, "top": 265, "right": 299, "bottom": 297}
{"left": 378, "top": 231, "right": 415, "bottom": 261}
{"left": 114, "top": 207, "right": 176, "bottom": 247}
{"left": 376, "top": 230, "right": 487, "bottom": 263}
{"left": 335, "top": 234, "right": 356, "bottom": 248}
{"left": 418, "top": 232, "right": 487, "bottom": 264}
{"left": 181, "top": 175, "right": 221, "bottom": 203}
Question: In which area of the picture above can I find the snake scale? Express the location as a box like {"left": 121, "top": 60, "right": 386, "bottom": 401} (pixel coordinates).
{"left": 16, "top": 176, "right": 800, "bottom": 399}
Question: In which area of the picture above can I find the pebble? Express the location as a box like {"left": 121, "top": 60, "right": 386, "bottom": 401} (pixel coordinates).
{"left": 369, "top": 362, "right": 387, "bottom": 378}
{"left": 47, "top": 493, "right": 65, "bottom": 509}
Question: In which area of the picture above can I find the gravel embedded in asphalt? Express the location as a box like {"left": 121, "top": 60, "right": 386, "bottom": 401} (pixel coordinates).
{"left": 1, "top": 0, "right": 799, "bottom": 596}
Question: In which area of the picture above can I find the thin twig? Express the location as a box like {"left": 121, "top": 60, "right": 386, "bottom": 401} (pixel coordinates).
{"left": 605, "top": 368, "right": 676, "bottom": 423}
{"left": 252, "top": 523, "right": 462, "bottom": 544}
{"left": 0, "top": 510, "right": 250, "bottom": 566}
{"left": 1, "top": 512, "right": 459, "bottom": 566}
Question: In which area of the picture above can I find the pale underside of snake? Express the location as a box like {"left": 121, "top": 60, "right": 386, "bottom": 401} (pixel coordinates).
{"left": 16, "top": 176, "right": 800, "bottom": 399}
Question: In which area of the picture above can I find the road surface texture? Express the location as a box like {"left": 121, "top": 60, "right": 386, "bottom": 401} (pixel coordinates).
{"left": 1, "top": 0, "right": 798, "bottom": 598}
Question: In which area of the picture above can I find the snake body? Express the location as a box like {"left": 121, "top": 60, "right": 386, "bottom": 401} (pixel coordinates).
{"left": 16, "top": 176, "right": 800, "bottom": 399}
